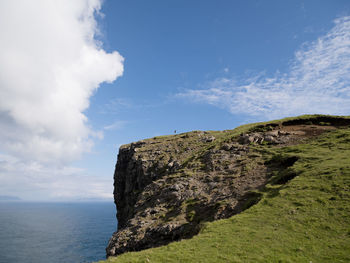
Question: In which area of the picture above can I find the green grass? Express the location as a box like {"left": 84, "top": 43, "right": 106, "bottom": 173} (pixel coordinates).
{"left": 99, "top": 116, "right": 350, "bottom": 263}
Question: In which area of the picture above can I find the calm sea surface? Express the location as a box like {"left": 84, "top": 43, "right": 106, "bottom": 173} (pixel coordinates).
{"left": 0, "top": 202, "right": 117, "bottom": 263}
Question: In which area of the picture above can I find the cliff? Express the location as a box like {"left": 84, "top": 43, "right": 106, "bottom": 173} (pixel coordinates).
{"left": 105, "top": 115, "right": 350, "bottom": 261}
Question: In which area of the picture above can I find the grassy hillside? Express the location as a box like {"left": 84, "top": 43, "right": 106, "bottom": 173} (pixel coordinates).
{"left": 99, "top": 115, "right": 350, "bottom": 263}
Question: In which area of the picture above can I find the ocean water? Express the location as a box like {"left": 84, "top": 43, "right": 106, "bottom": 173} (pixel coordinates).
{"left": 0, "top": 202, "right": 117, "bottom": 263}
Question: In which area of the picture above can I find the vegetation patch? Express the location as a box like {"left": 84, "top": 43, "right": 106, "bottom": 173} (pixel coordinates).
{"left": 102, "top": 115, "right": 350, "bottom": 262}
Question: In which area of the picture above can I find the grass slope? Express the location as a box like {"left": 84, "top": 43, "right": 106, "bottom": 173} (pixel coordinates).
{"left": 100, "top": 116, "right": 350, "bottom": 263}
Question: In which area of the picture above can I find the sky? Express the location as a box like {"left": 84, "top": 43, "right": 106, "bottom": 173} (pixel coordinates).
{"left": 0, "top": 0, "right": 349, "bottom": 201}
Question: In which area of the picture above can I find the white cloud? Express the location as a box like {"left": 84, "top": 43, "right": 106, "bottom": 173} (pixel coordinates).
{"left": 100, "top": 98, "right": 133, "bottom": 114}
{"left": 0, "top": 0, "right": 124, "bottom": 164}
{"left": 0, "top": 153, "right": 113, "bottom": 201}
{"left": 104, "top": 120, "right": 128, "bottom": 131}
{"left": 177, "top": 16, "right": 350, "bottom": 120}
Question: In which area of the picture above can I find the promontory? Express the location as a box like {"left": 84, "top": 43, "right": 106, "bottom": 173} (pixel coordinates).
{"left": 100, "top": 115, "right": 350, "bottom": 263}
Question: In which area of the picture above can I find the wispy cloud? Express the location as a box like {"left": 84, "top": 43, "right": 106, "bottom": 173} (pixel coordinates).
{"left": 100, "top": 98, "right": 133, "bottom": 114}
{"left": 0, "top": 153, "right": 113, "bottom": 201}
{"left": 177, "top": 16, "right": 350, "bottom": 120}
{"left": 103, "top": 120, "right": 128, "bottom": 131}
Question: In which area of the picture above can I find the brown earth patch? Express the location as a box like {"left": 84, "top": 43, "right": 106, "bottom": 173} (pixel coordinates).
{"left": 106, "top": 116, "right": 350, "bottom": 257}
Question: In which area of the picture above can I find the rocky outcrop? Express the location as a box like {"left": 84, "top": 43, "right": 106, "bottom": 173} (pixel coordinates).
{"left": 106, "top": 116, "right": 350, "bottom": 257}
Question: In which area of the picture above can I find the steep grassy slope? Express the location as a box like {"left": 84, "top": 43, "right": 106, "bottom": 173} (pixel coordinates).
{"left": 100, "top": 115, "right": 350, "bottom": 262}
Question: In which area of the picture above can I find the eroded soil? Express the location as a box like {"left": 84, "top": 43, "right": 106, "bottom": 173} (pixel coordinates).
{"left": 106, "top": 116, "right": 350, "bottom": 257}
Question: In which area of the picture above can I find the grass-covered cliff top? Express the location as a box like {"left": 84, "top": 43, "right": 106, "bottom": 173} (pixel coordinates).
{"left": 100, "top": 115, "right": 350, "bottom": 263}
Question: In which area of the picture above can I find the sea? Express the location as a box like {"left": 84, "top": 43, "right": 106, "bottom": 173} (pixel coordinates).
{"left": 0, "top": 202, "right": 117, "bottom": 263}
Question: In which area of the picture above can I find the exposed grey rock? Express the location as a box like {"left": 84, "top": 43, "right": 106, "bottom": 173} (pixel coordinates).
{"left": 204, "top": 136, "right": 216, "bottom": 142}
{"left": 239, "top": 133, "right": 264, "bottom": 144}
{"left": 106, "top": 134, "right": 268, "bottom": 257}
{"left": 106, "top": 120, "right": 340, "bottom": 258}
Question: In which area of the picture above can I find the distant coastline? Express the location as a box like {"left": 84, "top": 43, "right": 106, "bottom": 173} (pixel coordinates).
{"left": 0, "top": 195, "right": 21, "bottom": 201}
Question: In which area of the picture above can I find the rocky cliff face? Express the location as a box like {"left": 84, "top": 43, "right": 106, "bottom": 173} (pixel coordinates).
{"left": 106, "top": 116, "right": 350, "bottom": 257}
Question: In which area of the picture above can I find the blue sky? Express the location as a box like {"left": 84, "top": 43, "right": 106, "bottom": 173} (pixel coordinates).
{"left": 0, "top": 0, "right": 349, "bottom": 201}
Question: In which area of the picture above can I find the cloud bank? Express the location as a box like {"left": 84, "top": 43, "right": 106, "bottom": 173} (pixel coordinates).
{"left": 0, "top": 153, "right": 113, "bottom": 201}
{"left": 177, "top": 16, "right": 350, "bottom": 120}
{"left": 0, "top": 0, "right": 124, "bottom": 164}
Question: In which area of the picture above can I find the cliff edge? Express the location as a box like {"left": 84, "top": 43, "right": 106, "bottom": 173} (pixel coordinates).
{"left": 106, "top": 115, "right": 350, "bottom": 258}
